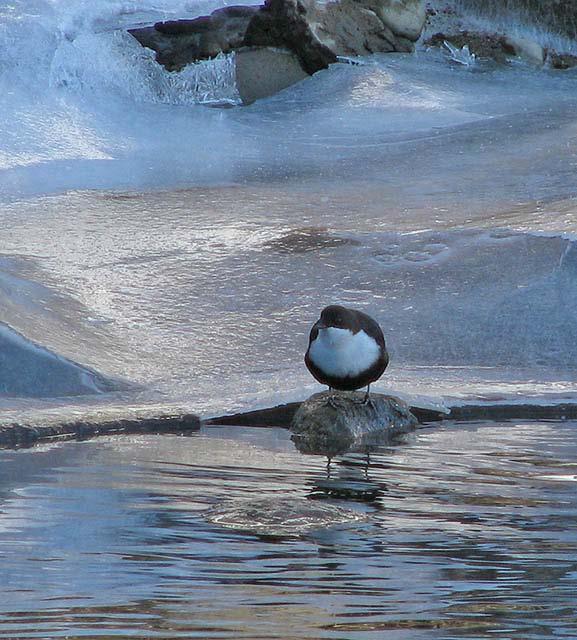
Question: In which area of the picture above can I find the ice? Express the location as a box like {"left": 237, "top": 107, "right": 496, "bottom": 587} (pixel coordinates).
{"left": 442, "top": 40, "right": 477, "bottom": 67}
{"left": 0, "top": 322, "right": 120, "bottom": 397}
{"left": 2, "top": 0, "right": 577, "bottom": 416}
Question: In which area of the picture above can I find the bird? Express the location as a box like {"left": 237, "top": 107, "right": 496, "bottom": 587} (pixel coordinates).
{"left": 305, "top": 304, "right": 389, "bottom": 403}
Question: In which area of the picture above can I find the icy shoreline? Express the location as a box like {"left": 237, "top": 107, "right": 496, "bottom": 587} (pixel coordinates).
{"left": 3, "top": 392, "right": 577, "bottom": 449}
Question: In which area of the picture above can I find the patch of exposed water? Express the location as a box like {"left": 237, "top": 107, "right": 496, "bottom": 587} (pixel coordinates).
{"left": 1, "top": 421, "right": 576, "bottom": 638}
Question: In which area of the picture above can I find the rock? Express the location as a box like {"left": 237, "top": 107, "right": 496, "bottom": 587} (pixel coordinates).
{"left": 375, "top": 0, "right": 426, "bottom": 41}
{"left": 426, "top": 28, "right": 577, "bottom": 70}
{"left": 504, "top": 35, "right": 545, "bottom": 66}
{"left": 290, "top": 390, "right": 418, "bottom": 456}
{"left": 425, "top": 30, "right": 515, "bottom": 63}
{"left": 0, "top": 412, "right": 201, "bottom": 449}
{"left": 129, "top": 6, "right": 260, "bottom": 71}
{"left": 235, "top": 47, "right": 309, "bottom": 103}
{"left": 243, "top": 0, "right": 338, "bottom": 75}
{"left": 548, "top": 51, "right": 577, "bottom": 70}
{"left": 129, "top": 0, "right": 427, "bottom": 97}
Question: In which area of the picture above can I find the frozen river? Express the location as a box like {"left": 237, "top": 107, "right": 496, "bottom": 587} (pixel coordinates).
{"left": 2, "top": 3, "right": 577, "bottom": 418}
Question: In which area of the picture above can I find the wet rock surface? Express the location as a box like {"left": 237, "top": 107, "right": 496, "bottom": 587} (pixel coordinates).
{"left": 290, "top": 390, "right": 418, "bottom": 457}
{"left": 0, "top": 412, "right": 201, "bottom": 449}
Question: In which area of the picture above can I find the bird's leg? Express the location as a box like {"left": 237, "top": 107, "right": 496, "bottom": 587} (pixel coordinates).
{"left": 327, "top": 386, "right": 340, "bottom": 410}
{"left": 362, "top": 384, "right": 375, "bottom": 410}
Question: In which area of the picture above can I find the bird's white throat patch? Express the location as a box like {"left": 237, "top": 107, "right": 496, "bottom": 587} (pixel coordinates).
{"left": 308, "top": 327, "right": 380, "bottom": 378}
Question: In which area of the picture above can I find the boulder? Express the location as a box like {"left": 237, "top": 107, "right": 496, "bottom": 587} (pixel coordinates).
{"left": 235, "top": 47, "right": 309, "bottom": 104}
{"left": 375, "top": 0, "right": 426, "bottom": 41}
{"left": 504, "top": 35, "right": 545, "bottom": 66}
{"left": 129, "top": 6, "right": 260, "bottom": 72}
{"left": 290, "top": 390, "right": 418, "bottom": 456}
{"left": 310, "top": 0, "right": 425, "bottom": 56}
{"left": 242, "top": 0, "right": 338, "bottom": 75}
{"left": 548, "top": 51, "right": 577, "bottom": 70}
{"left": 129, "top": 0, "right": 426, "bottom": 80}
{"left": 425, "top": 30, "right": 516, "bottom": 64}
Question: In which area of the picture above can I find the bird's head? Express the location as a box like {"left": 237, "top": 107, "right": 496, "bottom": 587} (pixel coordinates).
{"left": 317, "top": 305, "right": 357, "bottom": 332}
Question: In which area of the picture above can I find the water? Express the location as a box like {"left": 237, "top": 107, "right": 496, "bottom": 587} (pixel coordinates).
{"left": 1, "top": 421, "right": 577, "bottom": 638}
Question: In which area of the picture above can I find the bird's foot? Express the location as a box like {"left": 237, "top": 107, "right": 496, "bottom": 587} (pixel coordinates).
{"left": 328, "top": 395, "right": 340, "bottom": 410}
{"left": 361, "top": 392, "right": 376, "bottom": 411}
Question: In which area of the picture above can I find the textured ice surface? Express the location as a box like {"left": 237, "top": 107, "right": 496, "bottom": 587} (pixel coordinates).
{"left": 1, "top": 0, "right": 577, "bottom": 416}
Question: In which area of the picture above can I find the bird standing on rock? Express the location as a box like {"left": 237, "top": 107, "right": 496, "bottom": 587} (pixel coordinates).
{"left": 305, "top": 305, "right": 389, "bottom": 403}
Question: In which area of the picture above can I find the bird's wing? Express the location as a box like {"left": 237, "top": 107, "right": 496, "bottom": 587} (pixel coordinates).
{"left": 308, "top": 321, "right": 320, "bottom": 345}
{"left": 357, "top": 311, "right": 386, "bottom": 349}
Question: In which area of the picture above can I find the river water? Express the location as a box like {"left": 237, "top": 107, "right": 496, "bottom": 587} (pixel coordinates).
{"left": 1, "top": 420, "right": 577, "bottom": 638}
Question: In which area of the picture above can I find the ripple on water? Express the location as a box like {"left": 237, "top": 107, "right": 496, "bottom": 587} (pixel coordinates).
{"left": 206, "top": 496, "right": 365, "bottom": 536}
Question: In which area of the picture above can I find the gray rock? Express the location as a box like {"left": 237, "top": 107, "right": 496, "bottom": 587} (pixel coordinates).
{"left": 243, "top": 0, "right": 338, "bottom": 75}
{"left": 504, "top": 34, "right": 545, "bottom": 66}
{"left": 291, "top": 390, "right": 418, "bottom": 456}
{"left": 548, "top": 51, "right": 577, "bottom": 70}
{"left": 425, "top": 30, "right": 516, "bottom": 63}
{"left": 0, "top": 412, "right": 201, "bottom": 449}
{"left": 235, "top": 47, "right": 309, "bottom": 103}
{"left": 129, "top": 0, "right": 426, "bottom": 98}
{"left": 129, "top": 6, "right": 259, "bottom": 71}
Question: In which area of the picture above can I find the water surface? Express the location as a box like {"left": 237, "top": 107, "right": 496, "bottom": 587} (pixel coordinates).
{"left": 1, "top": 421, "right": 576, "bottom": 638}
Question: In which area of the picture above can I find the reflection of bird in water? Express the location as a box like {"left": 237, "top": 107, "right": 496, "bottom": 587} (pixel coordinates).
{"left": 310, "top": 452, "right": 384, "bottom": 502}
{"left": 305, "top": 305, "right": 389, "bottom": 403}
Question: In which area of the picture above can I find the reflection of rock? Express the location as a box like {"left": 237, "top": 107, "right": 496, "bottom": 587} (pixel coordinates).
{"left": 291, "top": 390, "right": 417, "bottom": 457}
{"left": 129, "top": 0, "right": 426, "bottom": 100}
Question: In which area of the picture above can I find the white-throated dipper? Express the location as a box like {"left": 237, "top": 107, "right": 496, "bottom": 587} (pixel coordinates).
{"left": 305, "top": 305, "right": 389, "bottom": 402}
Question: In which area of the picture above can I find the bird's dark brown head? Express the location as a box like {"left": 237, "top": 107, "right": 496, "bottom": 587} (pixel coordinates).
{"left": 318, "top": 305, "right": 357, "bottom": 331}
